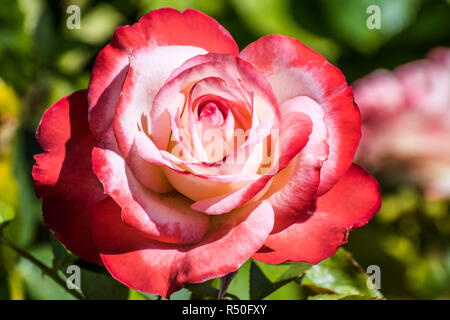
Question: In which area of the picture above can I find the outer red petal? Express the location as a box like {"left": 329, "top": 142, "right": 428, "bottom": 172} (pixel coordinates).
{"left": 88, "top": 8, "right": 239, "bottom": 137}
{"left": 252, "top": 164, "right": 381, "bottom": 264}
{"left": 32, "top": 90, "right": 105, "bottom": 264}
{"left": 91, "top": 197, "right": 274, "bottom": 297}
{"left": 240, "top": 34, "right": 361, "bottom": 196}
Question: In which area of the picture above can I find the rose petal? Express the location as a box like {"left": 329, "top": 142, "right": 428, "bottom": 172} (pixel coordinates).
{"left": 88, "top": 8, "right": 239, "bottom": 138}
{"left": 240, "top": 34, "right": 361, "bottom": 196}
{"left": 114, "top": 45, "right": 207, "bottom": 157}
{"left": 253, "top": 164, "right": 381, "bottom": 264}
{"left": 91, "top": 197, "right": 274, "bottom": 297}
{"left": 113, "top": 46, "right": 207, "bottom": 193}
{"left": 264, "top": 96, "right": 329, "bottom": 232}
{"left": 32, "top": 90, "right": 105, "bottom": 264}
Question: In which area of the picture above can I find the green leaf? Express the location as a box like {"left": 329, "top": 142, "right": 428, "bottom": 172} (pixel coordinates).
{"left": 277, "top": 263, "right": 312, "bottom": 282}
{"left": 0, "top": 200, "right": 15, "bottom": 225}
{"left": 218, "top": 270, "right": 238, "bottom": 299}
{"left": 250, "top": 261, "right": 278, "bottom": 300}
{"left": 253, "top": 260, "right": 311, "bottom": 282}
{"left": 264, "top": 281, "right": 306, "bottom": 300}
{"left": 170, "top": 288, "right": 192, "bottom": 300}
{"left": 302, "top": 248, "right": 383, "bottom": 298}
{"left": 128, "top": 289, "right": 147, "bottom": 300}
{"left": 222, "top": 259, "right": 251, "bottom": 300}
{"left": 188, "top": 260, "right": 253, "bottom": 300}
{"left": 135, "top": 291, "right": 161, "bottom": 300}
{"left": 250, "top": 260, "right": 311, "bottom": 300}
{"left": 134, "top": 288, "right": 192, "bottom": 300}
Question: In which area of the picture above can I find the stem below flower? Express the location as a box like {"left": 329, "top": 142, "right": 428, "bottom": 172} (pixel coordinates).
{"left": 0, "top": 228, "right": 85, "bottom": 300}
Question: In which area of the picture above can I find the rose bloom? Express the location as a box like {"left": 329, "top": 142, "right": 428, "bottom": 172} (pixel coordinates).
{"left": 354, "top": 47, "right": 450, "bottom": 199}
{"left": 33, "top": 9, "right": 381, "bottom": 297}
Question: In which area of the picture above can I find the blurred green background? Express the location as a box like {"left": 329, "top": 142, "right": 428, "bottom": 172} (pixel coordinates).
{"left": 0, "top": 0, "right": 449, "bottom": 300}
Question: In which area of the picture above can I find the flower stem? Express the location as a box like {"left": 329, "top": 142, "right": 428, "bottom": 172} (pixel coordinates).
{"left": 0, "top": 229, "right": 85, "bottom": 300}
{"left": 218, "top": 270, "right": 238, "bottom": 300}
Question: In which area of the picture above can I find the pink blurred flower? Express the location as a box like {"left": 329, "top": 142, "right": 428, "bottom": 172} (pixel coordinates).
{"left": 354, "top": 47, "right": 450, "bottom": 199}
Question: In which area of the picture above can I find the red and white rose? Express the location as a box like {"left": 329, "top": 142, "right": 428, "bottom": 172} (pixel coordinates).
{"left": 33, "top": 9, "right": 381, "bottom": 297}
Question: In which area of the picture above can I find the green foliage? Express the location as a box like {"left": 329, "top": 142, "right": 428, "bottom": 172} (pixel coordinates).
{"left": 187, "top": 281, "right": 239, "bottom": 300}
{"left": 302, "top": 249, "right": 383, "bottom": 299}
{"left": 250, "top": 262, "right": 296, "bottom": 300}
{"left": 139, "top": 0, "right": 225, "bottom": 17}
{"left": 320, "top": 0, "right": 420, "bottom": 54}
{"left": 346, "top": 184, "right": 450, "bottom": 299}
{"left": 17, "top": 244, "right": 76, "bottom": 300}
{"left": 77, "top": 263, "right": 129, "bottom": 300}
{"left": 0, "top": 201, "right": 15, "bottom": 225}
{"left": 184, "top": 259, "right": 310, "bottom": 300}
{"left": 49, "top": 233, "right": 129, "bottom": 300}
{"left": 220, "top": 260, "right": 251, "bottom": 300}
{"left": 230, "top": 0, "right": 339, "bottom": 60}
{"left": 250, "top": 261, "right": 311, "bottom": 300}
{"left": 183, "top": 250, "right": 383, "bottom": 300}
{"left": 7, "top": 129, "right": 41, "bottom": 246}
{"left": 308, "top": 294, "right": 382, "bottom": 300}
{"left": 69, "top": 3, "right": 124, "bottom": 45}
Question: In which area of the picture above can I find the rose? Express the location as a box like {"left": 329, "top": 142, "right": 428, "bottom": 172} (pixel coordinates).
{"left": 354, "top": 47, "right": 450, "bottom": 199}
{"left": 33, "top": 8, "right": 381, "bottom": 297}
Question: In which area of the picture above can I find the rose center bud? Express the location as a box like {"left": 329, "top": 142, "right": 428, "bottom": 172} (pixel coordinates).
{"left": 194, "top": 100, "right": 234, "bottom": 163}
{"left": 198, "top": 101, "right": 226, "bottom": 127}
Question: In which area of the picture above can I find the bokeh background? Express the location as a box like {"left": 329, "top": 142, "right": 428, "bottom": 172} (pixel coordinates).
{"left": 0, "top": 0, "right": 449, "bottom": 300}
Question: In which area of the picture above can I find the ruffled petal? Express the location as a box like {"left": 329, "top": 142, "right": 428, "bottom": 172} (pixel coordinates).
{"left": 91, "top": 197, "right": 274, "bottom": 297}
{"left": 240, "top": 34, "right": 361, "bottom": 196}
{"left": 253, "top": 164, "right": 381, "bottom": 264}
{"left": 32, "top": 90, "right": 105, "bottom": 264}
{"left": 113, "top": 46, "right": 206, "bottom": 193}
{"left": 88, "top": 8, "right": 239, "bottom": 137}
